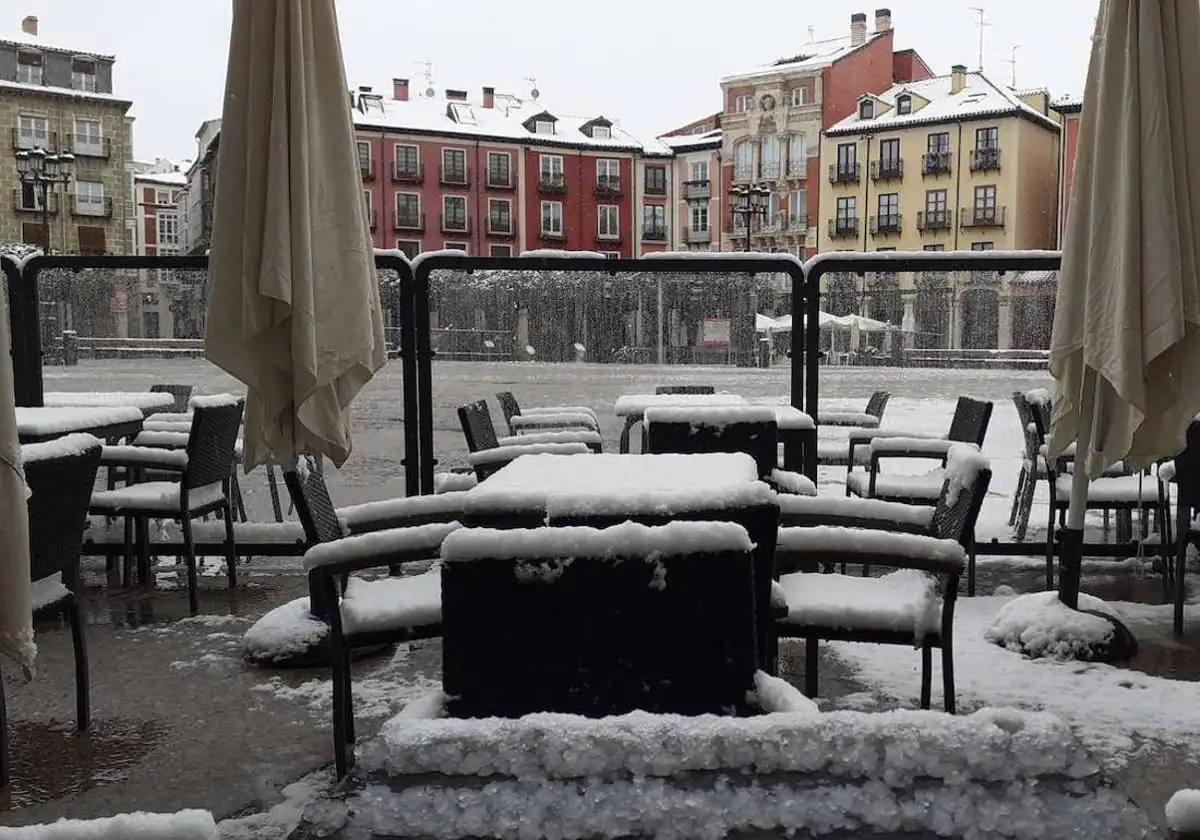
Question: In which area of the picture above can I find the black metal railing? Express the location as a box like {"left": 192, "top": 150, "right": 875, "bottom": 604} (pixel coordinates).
{"left": 440, "top": 164, "right": 470, "bottom": 187}
{"left": 68, "top": 135, "right": 111, "bottom": 158}
{"left": 922, "top": 151, "right": 952, "bottom": 176}
{"left": 487, "top": 218, "right": 515, "bottom": 237}
{"left": 392, "top": 162, "right": 423, "bottom": 183}
{"left": 829, "top": 162, "right": 861, "bottom": 184}
{"left": 684, "top": 180, "right": 710, "bottom": 200}
{"left": 11, "top": 128, "right": 57, "bottom": 152}
{"left": 644, "top": 180, "right": 667, "bottom": 196}
{"left": 642, "top": 226, "right": 667, "bottom": 241}
{"left": 440, "top": 214, "right": 470, "bottom": 234}
{"left": 970, "top": 147, "right": 1001, "bottom": 172}
{"left": 538, "top": 176, "right": 567, "bottom": 195}
{"left": 827, "top": 218, "right": 859, "bottom": 238}
{"left": 961, "top": 206, "right": 1006, "bottom": 228}
{"left": 871, "top": 159, "right": 903, "bottom": 181}
{"left": 395, "top": 210, "right": 425, "bottom": 231}
{"left": 594, "top": 177, "right": 622, "bottom": 198}
{"left": 71, "top": 195, "right": 113, "bottom": 218}
{"left": 917, "top": 210, "right": 952, "bottom": 231}
{"left": 360, "top": 159, "right": 375, "bottom": 180}
{"left": 869, "top": 213, "right": 901, "bottom": 235}
{"left": 486, "top": 171, "right": 515, "bottom": 189}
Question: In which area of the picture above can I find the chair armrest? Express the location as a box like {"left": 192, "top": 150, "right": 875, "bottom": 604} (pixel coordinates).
{"left": 777, "top": 495, "right": 933, "bottom": 532}
{"left": 869, "top": 436, "right": 958, "bottom": 459}
{"left": 497, "top": 430, "right": 602, "bottom": 448}
{"left": 302, "top": 521, "right": 460, "bottom": 574}
{"left": 765, "top": 469, "right": 816, "bottom": 496}
{"left": 818, "top": 411, "right": 880, "bottom": 428}
{"left": 511, "top": 412, "right": 598, "bottom": 432}
{"left": 99, "top": 445, "right": 188, "bottom": 470}
{"left": 775, "top": 525, "right": 965, "bottom": 575}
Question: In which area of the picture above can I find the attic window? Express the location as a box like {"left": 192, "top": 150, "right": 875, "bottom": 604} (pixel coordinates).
{"left": 896, "top": 95, "right": 911, "bottom": 115}
{"left": 360, "top": 94, "right": 384, "bottom": 114}
{"left": 859, "top": 100, "right": 874, "bottom": 120}
{"left": 535, "top": 120, "right": 555, "bottom": 135}
{"left": 16, "top": 50, "right": 42, "bottom": 86}
{"left": 71, "top": 57, "right": 97, "bottom": 92}
{"left": 449, "top": 103, "right": 477, "bottom": 125}
{"left": 592, "top": 125, "right": 611, "bottom": 139}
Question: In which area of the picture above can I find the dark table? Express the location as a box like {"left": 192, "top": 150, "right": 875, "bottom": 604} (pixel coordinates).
{"left": 16, "top": 406, "right": 145, "bottom": 445}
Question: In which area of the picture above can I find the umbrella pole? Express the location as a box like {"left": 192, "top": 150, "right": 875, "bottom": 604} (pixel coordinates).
{"left": 1060, "top": 369, "right": 1098, "bottom": 609}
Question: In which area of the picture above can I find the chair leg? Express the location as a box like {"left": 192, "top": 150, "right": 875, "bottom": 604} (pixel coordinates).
{"left": 804, "top": 637, "right": 819, "bottom": 698}
{"left": 920, "top": 644, "right": 932, "bottom": 710}
{"left": 1009, "top": 466, "right": 1027, "bottom": 526}
{"left": 136, "top": 516, "right": 151, "bottom": 586}
{"left": 222, "top": 500, "right": 237, "bottom": 589}
{"left": 266, "top": 464, "right": 283, "bottom": 523}
{"left": 1045, "top": 502, "right": 1057, "bottom": 591}
{"left": 230, "top": 471, "right": 247, "bottom": 522}
{"left": 1017, "top": 471, "right": 1038, "bottom": 542}
{"left": 1177, "top": 501, "right": 1190, "bottom": 636}
{"left": 331, "top": 635, "right": 350, "bottom": 778}
{"left": 122, "top": 515, "right": 134, "bottom": 587}
{"left": 942, "top": 637, "right": 956, "bottom": 714}
{"left": 967, "top": 533, "right": 977, "bottom": 598}
{"left": 67, "top": 600, "right": 89, "bottom": 731}
{"left": 0, "top": 662, "right": 7, "bottom": 788}
{"left": 342, "top": 643, "right": 356, "bottom": 746}
{"left": 181, "top": 517, "right": 199, "bottom": 616}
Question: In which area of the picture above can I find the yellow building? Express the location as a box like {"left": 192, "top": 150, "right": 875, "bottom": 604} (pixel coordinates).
{"left": 817, "top": 66, "right": 1061, "bottom": 351}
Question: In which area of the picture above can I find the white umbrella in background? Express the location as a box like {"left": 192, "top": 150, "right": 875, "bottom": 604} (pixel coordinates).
{"left": 1049, "top": 0, "right": 1200, "bottom": 609}
{"left": 206, "top": 0, "right": 386, "bottom": 470}
{"left": 755, "top": 313, "right": 779, "bottom": 333}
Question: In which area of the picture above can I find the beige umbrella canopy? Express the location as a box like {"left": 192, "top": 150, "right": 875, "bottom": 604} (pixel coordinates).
{"left": 206, "top": 0, "right": 386, "bottom": 470}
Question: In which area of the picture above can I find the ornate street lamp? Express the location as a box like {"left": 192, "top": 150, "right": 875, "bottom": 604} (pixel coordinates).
{"left": 16, "top": 145, "right": 74, "bottom": 253}
{"left": 728, "top": 183, "right": 771, "bottom": 252}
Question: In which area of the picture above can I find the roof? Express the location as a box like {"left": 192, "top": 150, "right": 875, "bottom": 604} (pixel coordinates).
{"left": 721, "top": 32, "right": 885, "bottom": 86}
{"left": 351, "top": 89, "right": 659, "bottom": 154}
{"left": 656, "top": 129, "right": 722, "bottom": 152}
{"left": 0, "top": 31, "right": 114, "bottom": 60}
{"left": 134, "top": 171, "right": 187, "bottom": 187}
{"left": 0, "top": 77, "right": 129, "bottom": 107}
{"left": 1051, "top": 93, "right": 1083, "bottom": 114}
{"left": 825, "top": 71, "right": 1061, "bottom": 136}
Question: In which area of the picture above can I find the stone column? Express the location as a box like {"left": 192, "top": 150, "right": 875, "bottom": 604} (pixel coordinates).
{"left": 950, "top": 286, "right": 964, "bottom": 350}
{"left": 515, "top": 307, "right": 529, "bottom": 358}
{"left": 159, "top": 294, "right": 175, "bottom": 339}
{"left": 902, "top": 295, "right": 916, "bottom": 350}
{"left": 997, "top": 294, "right": 1013, "bottom": 350}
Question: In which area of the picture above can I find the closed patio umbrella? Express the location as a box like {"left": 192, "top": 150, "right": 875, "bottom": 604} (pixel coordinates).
{"left": 206, "top": 0, "right": 386, "bottom": 470}
{"left": 1049, "top": 0, "right": 1200, "bottom": 608}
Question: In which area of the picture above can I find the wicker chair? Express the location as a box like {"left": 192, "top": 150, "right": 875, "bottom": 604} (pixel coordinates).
{"left": 458, "top": 400, "right": 601, "bottom": 459}
{"left": 90, "top": 399, "right": 244, "bottom": 614}
{"left": 864, "top": 390, "right": 891, "bottom": 422}
{"left": 2, "top": 436, "right": 105, "bottom": 786}
{"left": 494, "top": 391, "right": 599, "bottom": 436}
{"left": 1164, "top": 420, "right": 1200, "bottom": 634}
{"left": 283, "top": 457, "right": 450, "bottom": 778}
{"left": 149, "top": 384, "right": 193, "bottom": 414}
{"left": 1009, "top": 391, "right": 1045, "bottom": 540}
{"left": 773, "top": 448, "right": 993, "bottom": 712}
{"left": 654, "top": 385, "right": 716, "bottom": 395}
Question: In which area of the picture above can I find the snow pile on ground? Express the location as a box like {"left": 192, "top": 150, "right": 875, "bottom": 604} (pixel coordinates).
{"left": 242, "top": 597, "right": 328, "bottom": 664}
{"left": 1167, "top": 789, "right": 1200, "bottom": 836}
{"left": 983, "top": 591, "right": 1116, "bottom": 659}
{"left": 4, "top": 809, "right": 217, "bottom": 839}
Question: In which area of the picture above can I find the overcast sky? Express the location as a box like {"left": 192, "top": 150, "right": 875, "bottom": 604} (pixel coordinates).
{"left": 16, "top": 0, "right": 1099, "bottom": 163}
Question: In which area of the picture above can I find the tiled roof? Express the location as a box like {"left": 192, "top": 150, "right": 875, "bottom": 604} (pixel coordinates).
{"left": 1050, "top": 93, "right": 1083, "bottom": 112}
{"left": 0, "top": 31, "right": 114, "bottom": 60}
{"left": 825, "top": 71, "right": 1060, "bottom": 136}
{"left": 721, "top": 33, "right": 884, "bottom": 85}
{"left": 656, "top": 129, "right": 722, "bottom": 152}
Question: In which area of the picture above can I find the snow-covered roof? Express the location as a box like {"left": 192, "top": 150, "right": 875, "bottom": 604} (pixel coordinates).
{"left": 0, "top": 77, "right": 129, "bottom": 106}
{"left": 352, "top": 89, "right": 657, "bottom": 153}
{"left": 656, "top": 129, "right": 722, "bottom": 152}
{"left": 1051, "top": 93, "right": 1083, "bottom": 113}
{"left": 134, "top": 171, "right": 187, "bottom": 187}
{"left": 825, "top": 71, "right": 1060, "bottom": 136}
{"left": 0, "top": 31, "right": 114, "bottom": 60}
{"left": 721, "top": 33, "right": 884, "bottom": 85}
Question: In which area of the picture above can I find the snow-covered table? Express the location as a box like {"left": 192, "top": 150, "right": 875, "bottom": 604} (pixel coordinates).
{"left": 613, "top": 392, "right": 747, "bottom": 453}
{"left": 43, "top": 391, "right": 175, "bottom": 416}
{"left": 16, "top": 406, "right": 144, "bottom": 444}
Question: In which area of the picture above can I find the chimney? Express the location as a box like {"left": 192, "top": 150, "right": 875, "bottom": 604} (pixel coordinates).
{"left": 850, "top": 13, "right": 867, "bottom": 46}
{"left": 445, "top": 89, "right": 468, "bottom": 101}
{"left": 951, "top": 64, "right": 967, "bottom": 94}
{"left": 482, "top": 86, "right": 495, "bottom": 109}
{"left": 21, "top": 15, "right": 37, "bottom": 36}
{"left": 393, "top": 78, "right": 409, "bottom": 101}
{"left": 874, "top": 8, "right": 891, "bottom": 32}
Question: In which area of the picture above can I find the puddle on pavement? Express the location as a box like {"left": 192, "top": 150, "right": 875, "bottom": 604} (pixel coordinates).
{"left": 0, "top": 718, "right": 168, "bottom": 810}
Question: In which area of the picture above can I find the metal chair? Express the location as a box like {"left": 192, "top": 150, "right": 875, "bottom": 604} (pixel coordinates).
{"left": 1009, "top": 391, "right": 1045, "bottom": 540}
{"left": 654, "top": 385, "right": 716, "bottom": 395}
{"left": 864, "top": 390, "right": 891, "bottom": 422}
{"left": 149, "top": 384, "right": 193, "bottom": 414}
{"left": 494, "top": 391, "right": 599, "bottom": 436}
{"left": 1166, "top": 420, "right": 1200, "bottom": 634}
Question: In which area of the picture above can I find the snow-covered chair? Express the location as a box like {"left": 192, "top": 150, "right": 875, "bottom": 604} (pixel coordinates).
{"left": 149, "top": 383, "right": 193, "bottom": 413}
{"left": 468, "top": 441, "right": 592, "bottom": 480}
{"left": 494, "top": 391, "right": 600, "bottom": 436}
{"left": 1008, "top": 391, "right": 1046, "bottom": 541}
{"left": 1162, "top": 420, "right": 1200, "bottom": 634}
{"left": 772, "top": 446, "right": 992, "bottom": 712}
{"left": 816, "top": 390, "right": 890, "bottom": 430}
{"left": 459, "top": 399, "right": 601, "bottom": 456}
{"left": 654, "top": 384, "right": 715, "bottom": 395}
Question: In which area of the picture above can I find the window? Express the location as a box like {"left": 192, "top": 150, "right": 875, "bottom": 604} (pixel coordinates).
{"left": 71, "top": 58, "right": 96, "bottom": 92}
{"left": 924, "top": 244, "right": 945, "bottom": 251}
{"left": 356, "top": 141, "right": 372, "bottom": 177}
{"left": 975, "top": 127, "right": 999, "bottom": 149}
{"left": 598, "top": 205, "right": 619, "bottom": 239}
{"left": 689, "top": 160, "right": 709, "bottom": 182}
{"left": 788, "top": 190, "right": 806, "bottom": 226}
{"left": 603, "top": 252, "right": 621, "bottom": 260}
{"left": 691, "top": 205, "right": 709, "bottom": 232}
{"left": 16, "top": 51, "right": 42, "bottom": 85}
{"left": 540, "top": 154, "right": 563, "bottom": 184}
{"left": 896, "top": 95, "right": 912, "bottom": 115}
{"left": 971, "top": 241, "right": 995, "bottom": 251}
{"left": 596, "top": 159, "right": 620, "bottom": 190}
{"left": 488, "top": 198, "right": 512, "bottom": 234}
{"left": 490, "top": 244, "right": 513, "bottom": 257}
{"left": 541, "top": 200, "right": 563, "bottom": 236}
{"left": 487, "top": 152, "right": 511, "bottom": 187}
{"left": 395, "top": 240, "right": 420, "bottom": 259}
{"left": 835, "top": 196, "right": 857, "bottom": 233}
{"left": 156, "top": 189, "right": 173, "bottom": 205}
{"left": 879, "top": 138, "right": 900, "bottom": 167}
{"left": 925, "top": 189, "right": 947, "bottom": 214}
{"left": 17, "top": 115, "right": 48, "bottom": 149}
{"left": 156, "top": 210, "right": 180, "bottom": 253}
{"left": 859, "top": 99, "right": 874, "bottom": 120}
{"left": 396, "top": 193, "right": 421, "bottom": 228}
{"left": 787, "top": 134, "right": 807, "bottom": 175}
{"left": 394, "top": 144, "right": 419, "bottom": 178}
{"left": 837, "top": 143, "right": 857, "bottom": 168}
{"left": 73, "top": 118, "right": 103, "bottom": 157}
{"left": 535, "top": 120, "right": 555, "bottom": 135}
{"left": 974, "top": 185, "right": 997, "bottom": 221}
{"left": 766, "top": 192, "right": 780, "bottom": 226}
{"left": 442, "top": 195, "right": 466, "bottom": 231}
{"left": 732, "top": 94, "right": 753, "bottom": 113}
{"left": 19, "top": 182, "right": 40, "bottom": 211}
{"left": 442, "top": 148, "right": 467, "bottom": 184}
{"left": 877, "top": 193, "right": 899, "bottom": 228}
{"left": 928, "top": 132, "right": 950, "bottom": 154}
{"left": 449, "top": 103, "right": 476, "bottom": 125}
{"left": 645, "top": 165, "right": 667, "bottom": 194}
{"left": 74, "top": 180, "right": 106, "bottom": 216}
{"left": 644, "top": 205, "right": 666, "bottom": 237}
{"left": 734, "top": 142, "right": 754, "bottom": 180}
{"left": 443, "top": 242, "right": 468, "bottom": 253}
{"left": 761, "top": 134, "right": 781, "bottom": 178}
{"left": 790, "top": 87, "right": 807, "bottom": 107}
{"left": 592, "top": 125, "right": 611, "bottom": 139}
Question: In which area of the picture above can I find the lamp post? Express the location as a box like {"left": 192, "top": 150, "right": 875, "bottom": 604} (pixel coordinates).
{"left": 16, "top": 146, "right": 74, "bottom": 253}
{"left": 728, "top": 183, "right": 770, "bottom": 253}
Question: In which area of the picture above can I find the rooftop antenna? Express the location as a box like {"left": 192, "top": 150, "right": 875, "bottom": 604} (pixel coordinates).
{"left": 1003, "top": 44, "right": 1020, "bottom": 87}
{"left": 807, "top": 25, "right": 815, "bottom": 44}
{"left": 416, "top": 59, "right": 435, "bottom": 98}
{"left": 523, "top": 75, "right": 540, "bottom": 101}
{"left": 969, "top": 7, "right": 991, "bottom": 72}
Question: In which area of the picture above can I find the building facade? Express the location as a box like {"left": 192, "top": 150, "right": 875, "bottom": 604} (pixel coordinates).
{"left": 181, "top": 118, "right": 219, "bottom": 256}
{"left": 131, "top": 159, "right": 188, "bottom": 337}
{"left": 1050, "top": 94, "right": 1082, "bottom": 242}
{"left": 661, "top": 130, "right": 723, "bottom": 251}
{"left": 818, "top": 66, "right": 1061, "bottom": 351}
{"left": 0, "top": 16, "right": 133, "bottom": 256}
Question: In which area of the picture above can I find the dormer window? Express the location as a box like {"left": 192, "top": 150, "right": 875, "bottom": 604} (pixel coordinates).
{"left": 448, "top": 103, "right": 476, "bottom": 125}
{"left": 896, "top": 95, "right": 912, "bottom": 115}
{"left": 359, "top": 93, "right": 384, "bottom": 114}
{"left": 592, "top": 125, "right": 610, "bottom": 139}
{"left": 71, "top": 57, "right": 97, "bottom": 93}
{"left": 859, "top": 100, "right": 874, "bottom": 120}
{"left": 535, "top": 120, "right": 555, "bottom": 135}
{"left": 16, "top": 50, "right": 42, "bottom": 86}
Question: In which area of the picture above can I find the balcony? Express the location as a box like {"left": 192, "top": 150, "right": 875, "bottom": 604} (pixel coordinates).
{"left": 961, "top": 206, "right": 1007, "bottom": 228}
{"left": 11, "top": 188, "right": 57, "bottom": 214}
{"left": 440, "top": 164, "right": 470, "bottom": 187}
{"left": 869, "top": 213, "right": 902, "bottom": 236}
{"left": 827, "top": 218, "right": 859, "bottom": 239}
{"left": 487, "top": 219, "right": 515, "bottom": 238}
{"left": 916, "top": 210, "right": 952, "bottom": 232}
{"left": 540, "top": 227, "right": 565, "bottom": 241}
{"left": 394, "top": 211, "right": 425, "bottom": 232}
{"left": 360, "top": 159, "right": 375, "bottom": 181}
{"left": 596, "top": 230, "right": 623, "bottom": 244}
{"left": 760, "top": 163, "right": 781, "bottom": 180}
{"left": 683, "top": 179, "right": 710, "bottom": 201}
{"left": 486, "top": 171, "right": 515, "bottom": 190}
{"left": 440, "top": 214, "right": 470, "bottom": 234}
{"left": 829, "top": 162, "right": 860, "bottom": 185}
{"left": 786, "top": 165, "right": 807, "bottom": 180}
{"left": 787, "top": 214, "right": 808, "bottom": 232}
{"left": 756, "top": 219, "right": 783, "bottom": 235}
{"left": 642, "top": 225, "right": 668, "bottom": 242}
{"left": 69, "top": 135, "right": 110, "bottom": 158}
{"left": 594, "top": 177, "right": 623, "bottom": 198}
{"left": 686, "top": 227, "right": 710, "bottom": 244}
{"left": 871, "top": 158, "right": 903, "bottom": 182}
{"left": 970, "top": 147, "right": 1001, "bottom": 172}
{"left": 644, "top": 180, "right": 667, "bottom": 197}
{"left": 733, "top": 165, "right": 754, "bottom": 183}
{"left": 11, "top": 128, "right": 58, "bottom": 153}
{"left": 72, "top": 195, "right": 113, "bottom": 217}
{"left": 922, "top": 151, "right": 952, "bottom": 177}
{"left": 392, "top": 162, "right": 424, "bottom": 184}
{"left": 538, "top": 176, "right": 567, "bottom": 195}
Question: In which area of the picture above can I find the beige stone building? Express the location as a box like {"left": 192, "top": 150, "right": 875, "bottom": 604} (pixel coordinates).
{"left": 0, "top": 16, "right": 133, "bottom": 256}
{"left": 818, "top": 66, "right": 1061, "bottom": 350}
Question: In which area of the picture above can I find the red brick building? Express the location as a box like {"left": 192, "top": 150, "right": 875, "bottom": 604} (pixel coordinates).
{"left": 1051, "top": 94, "right": 1083, "bottom": 244}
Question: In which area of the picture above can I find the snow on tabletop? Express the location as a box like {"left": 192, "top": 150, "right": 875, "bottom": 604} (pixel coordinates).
{"left": 373, "top": 246, "right": 412, "bottom": 264}
{"left": 870, "top": 436, "right": 962, "bottom": 456}
{"left": 466, "top": 441, "right": 590, "bottom": 467}
{"left": 773, "top": 406, "right": 815, "bottom": 430}
{"left": 778, "top": 495, "right": 934, "bottom": 528}
{"left": 30, "top": 572, "right": 70, "bottom": 612}
{"left": 509, "top": 412, "right": 597, "bottom": 430}
{"left": 497, "top": 430, "right": 601, "bottom": 448}
{"left": 778, "top": 569, "right": 942, "bottom": 639}
{"left": 816, "top": 440, "right": 872, "bottom": 464}
{"left": 517, "top": 249, "right": 607, "bottom": 259}
{"left": 132, "top": 430, "right": 190, "bottom": 448}
{"left": 818, "top": 411, "right": 881, "bottom": 427}
{"left": 15, "top": 406, "right": 142, "bottom": 436}
{"left": 546, "top": 482, "right": 775, "bottom": 518}
{"left": 242, "top": 597, "right": 328, "bottom": 663}
{"left": 339, "top": 570, "right": 441, "bottom": 635}
{"left": 20, "top": 433, "right": 101, "bottom": 463}
{"left": 777, "top": 526, "right": 965, "bottom": 564}
{"left": 42, "top": 391, "right": 175, "bottom": 411}
{"left": 302, "top": 522, "right": 460, "bottom": 571}
{"left": 2, "top": 809, "right": 217, "bottom": 839}
{"left": 99, "top": 445, "right": 188, "bottom": 469}
{"left": 88, "top": 480, "right": 225, "bottom": 513}
{"left": 769, "top": 469, "right": 816, "bottom": 496}
{"left": 188, "top": 393, "right": 242, "bottom": 409}
{"left": 1167, "top": 789, "right": 1200, "bottom": 835}
{"left": 644, "top": 405, "right": 777, "bottom": 426}
{"left": 441, "top": 521, "right": 753, "bottom": 563}
{"left": 434, "top": 472, "right": 477, "bottom": 493}
{"left": 336, "top": 493, "right": 467, "bottom": 530}
{"left": 984, "top": 591, "right": 1118, "bottom": 659}
{"left": 748, "top": 670, "right": 819, "bottom": 715}
{"left": 614, "top": 393, "right": 746, "bottom": 416}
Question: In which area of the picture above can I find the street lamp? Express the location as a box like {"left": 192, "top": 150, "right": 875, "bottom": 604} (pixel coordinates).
{"left": 728, "top": 183, "right": 771, "bottom": 252}
{"left": 16, "top": 145, "right": 74, "bottom": 253}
